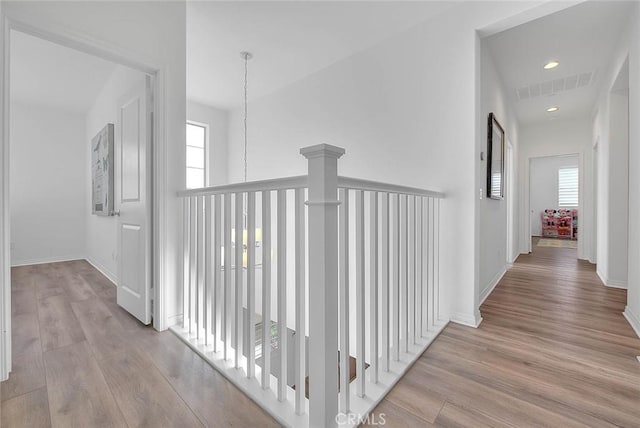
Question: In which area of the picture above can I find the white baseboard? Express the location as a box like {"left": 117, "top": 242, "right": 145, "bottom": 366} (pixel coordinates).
{"left": 11, "top": 255, "right": 85, "bottom": 267}
{"left": 451, "top": 311, "right": 483, "bottom": 328}
{"left": 85, "top": 257, "right": 118, "bottom": 285}
{"left": 480, "top": 266, "right": 507, "bottom": 305}
{"left": 623, "top": 306, "right": 640, "bottom": 338}
{"left": 596, "top": 269, "right": 627, "bottom": 289}
{"left": 605, "top": 279, "right": 627, "bottom": 289}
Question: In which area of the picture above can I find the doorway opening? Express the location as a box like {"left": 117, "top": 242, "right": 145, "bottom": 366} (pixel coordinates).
{"left": 529, "top": 154, "right": 580, "bottom": 255}
{"left": 2, "top": 24, "right": 159, "bottom": 380}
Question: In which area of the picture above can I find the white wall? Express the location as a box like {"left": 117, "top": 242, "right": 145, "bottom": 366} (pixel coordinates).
{"left": 519, "top": 119, "right": 593, "bottom": 261}
{"left": 85, "top": 65, "right": 146, "bottom": 282}
{"left": 478, "top": 38, "right": 520, "bottom": 305}
{"left": 624, "top": 3, "right": 640, "bottom": 336}
{"left": 607, "top": 91, "right": 629, "bottom": 287}
{"left": 529, "top": 155, "right": 579, "bottom": 237}
{"left": 187, "top": 100, "right": 229, "bottom": 185}
{"left": 225, "top": 2, "right": 553, "bottom": 327}
{"left": 2, "top": 0, "right": 187, "bottom": 329}
{"left": 10, "top": 102, "right": 86, "bottom": 265}
{"left": 591, "top": 1, "right": 640, "bottom": 335}
{"left": 593, "top": 35, "right": 631, "bottom": 290}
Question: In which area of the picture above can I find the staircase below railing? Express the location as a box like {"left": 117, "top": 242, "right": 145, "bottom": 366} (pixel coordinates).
{"left": 173, "top": 144, "right": 446, "bottom": 428}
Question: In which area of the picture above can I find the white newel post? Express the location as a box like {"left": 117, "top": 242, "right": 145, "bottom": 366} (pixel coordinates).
{"left": 301, "top": 144, "right": 345, "bottom": 428}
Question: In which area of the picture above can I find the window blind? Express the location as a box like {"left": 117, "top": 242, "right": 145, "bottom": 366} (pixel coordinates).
{"left": 558, "top": 167, "right": 578, "bottom": 207}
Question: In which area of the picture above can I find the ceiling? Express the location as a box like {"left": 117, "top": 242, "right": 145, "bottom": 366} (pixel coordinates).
{"left": 10, "top": 30, "right": 117, "bottom": 114}
{"left": 484, "top": 1, "right": 633, "bottom": 127}
{"left": 187, "top": 1, "right": 454, "bottom": 109}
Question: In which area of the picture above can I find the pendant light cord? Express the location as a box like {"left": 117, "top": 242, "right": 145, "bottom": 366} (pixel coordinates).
{"left": 243, "top": 53, "right": 249, "bottom": 183}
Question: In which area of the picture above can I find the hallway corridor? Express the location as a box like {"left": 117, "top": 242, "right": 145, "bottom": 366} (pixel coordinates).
{"left": 368, "top": 239, "right": 640, "bottom": 427}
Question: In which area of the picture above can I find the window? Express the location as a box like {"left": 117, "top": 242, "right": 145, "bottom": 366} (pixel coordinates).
{"left": 558, "top": 167, "right": 579, "bottom": 207}
{"left": 186, "top": 122, "right": 207, "bottom": 189}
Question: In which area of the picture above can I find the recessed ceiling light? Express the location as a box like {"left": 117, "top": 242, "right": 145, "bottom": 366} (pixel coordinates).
{"left": 544, "top": 60, "right": 560, "bottom": 70}
{"left": 546, "top": 106, "right": 559, "bottom": 112}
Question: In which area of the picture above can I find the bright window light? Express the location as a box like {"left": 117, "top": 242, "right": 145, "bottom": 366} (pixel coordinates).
{"left": 186, "top": 122, "right": 207, "bottom": 189}
{"left": 558, "top": 167, "right": 578, "bottom": 207}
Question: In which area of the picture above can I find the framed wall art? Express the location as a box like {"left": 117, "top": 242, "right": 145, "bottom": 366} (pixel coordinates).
{"left": 487, "top": 112, "right": 505, "bottom": 200}
{"left": 91, "top": 123, "right": 115, "bottom": 216}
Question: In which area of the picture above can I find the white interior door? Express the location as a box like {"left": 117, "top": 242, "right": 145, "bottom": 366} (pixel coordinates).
{"left": 115, "top": 76, "right": 152, "bottom": 325}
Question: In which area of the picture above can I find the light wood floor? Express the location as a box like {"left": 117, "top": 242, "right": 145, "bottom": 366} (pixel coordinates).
{"left": 366, "top": 238, "right": 640, "bottom": 427}
{"left": 1, "top": 260, "right": 278, "bottom": 428}
{"left": 4, "top": 242, "right": 640, "bottom": 428}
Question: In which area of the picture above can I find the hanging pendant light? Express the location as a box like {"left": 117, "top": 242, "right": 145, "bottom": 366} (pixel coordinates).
{"left": 233, "top": 51, "right": 261, "bottom": 268}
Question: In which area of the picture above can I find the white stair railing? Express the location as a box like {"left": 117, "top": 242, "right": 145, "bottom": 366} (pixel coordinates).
{"left": 173, "top": 144, "right": 446, "bottom": 428}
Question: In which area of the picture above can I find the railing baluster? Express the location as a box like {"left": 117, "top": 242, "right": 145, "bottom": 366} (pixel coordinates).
{"left": 427, "top": 198, "right": 434, "bottom": 330}
{"left": 355, "top": 190, "right": 365, "bottom": 397}
{"left": 190, "top": 196, "right": 197, "bottom": 336}
{"left": 381, "top": 193, "right": 390, "bottom": 372}
{"left": 197, "top": 195, "right": 204, "bottom": 341}
{"left": 338, "top": 188, "right": 350, "bottom": 413}
{"left": 214, "top": 194, "right": 222, "bottom": 352}
{"left": 400, "top": 194, "right": 407, "bottom": 353}
{"left": 183, "top": 198, "right": 190, "bottom": 330}
{"left": 294, "top": 188, "right": 306, "bottom": 415}
{"left": 416, "top": 197, "right": 423, "bottom": 339}
{"left": 205, "top": 195, "right": 212, "bottom": 346}
{"left": 408, "top": 195, "right": 415, "bottom": 346}
{"left": 261, "top": 191, "right": 272, "bottom": 390}
{"left": 277, "top": 189, "right": 287, "bottom": 402}
{"left": 369, "top": 192, "right": 379, "bottom": 383}
{"left": 435, "top": 198, "right": 440, "bottom": 323}
{"left": 224, "top": 193, "right": 232, "bottom": 360}
{"left": 235, "top": 193, "right": 244, "bottom": 369}
{"left": 392, "top": 193, "right": 400, "bottom": 361}
{"left": 247, "top": 191, "right": 256, "bottom": 378}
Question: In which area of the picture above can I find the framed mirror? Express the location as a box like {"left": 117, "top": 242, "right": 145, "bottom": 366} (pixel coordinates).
{"left": 486, "top": 112, "right": 505, "bottom": 200}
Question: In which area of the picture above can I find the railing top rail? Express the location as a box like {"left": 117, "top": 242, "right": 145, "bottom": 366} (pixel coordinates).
{"left": 338, "top": 176, "right": 445, "bottom": 199}
{"left": 177, "top": 175, "right": 308, "bottom": 197}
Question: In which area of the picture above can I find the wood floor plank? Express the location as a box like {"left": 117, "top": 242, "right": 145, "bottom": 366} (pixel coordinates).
{"left": 11, "top": 289, "right": 37, "bottom": 316}
{"left": 134, "top": 331, "right": 279, "bottom": 428}
{"left": 70, "top": 298, "right": 132, "bottom": 362}
{"left": 362, "top": 399, "right": 433, "bottom": 427}
{"left": 78, "top": 269, "right": 117, "bottom": 301}
{"left": 1, "top": 350, "right": 46, "bottom": 402}
{"left": 32, "top": 265, "right": 66, "bottom": 300}
{"left": 434, "top": 401, "right": 513, "bottom": 428}
{"left": 98, "top": 347, "right": 204, "bottom": 428}
{"left": 60, "top": 273, "right": 97, "bottom": 302}
{"left": 11, "top": 312, "right": 41, "bottom": 357}
{"left": 43, "top": 341, "right": 125, "bottom": 428}
{"left": 37, "top": 294, "right": 86, "bottom": 351}
{"left": 384, "top": 371, "right": 446, "bottom": 423}
{"left": 1, "top": 387, "right": 51, "bottom": 428}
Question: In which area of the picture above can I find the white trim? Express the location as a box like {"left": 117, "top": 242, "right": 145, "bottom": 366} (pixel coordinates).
{"left": 480, "top": 266, "right": 506, "bottom": 305}
{"left": 623, "top": 306, "right": 640, "bottom": 338}
{"left": 85, "top": 257, "right": 118, "bottom": 285}
{"left": 451, "top": 312, "right": 483, "bottom": 328}
{"left": 596, "top": 269, "right": 627, "bottom": 289}
{"left": 1, "top": 14, "right": 10, "bottom": 382}
{"left": 604, "top": 280, "right": 627, "bottom": 289}
{"left": 11, "top": 255, "right": 85, "bottom": 267}
{"left": 152, "top": 68, "right": 167, "bottom": 331}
